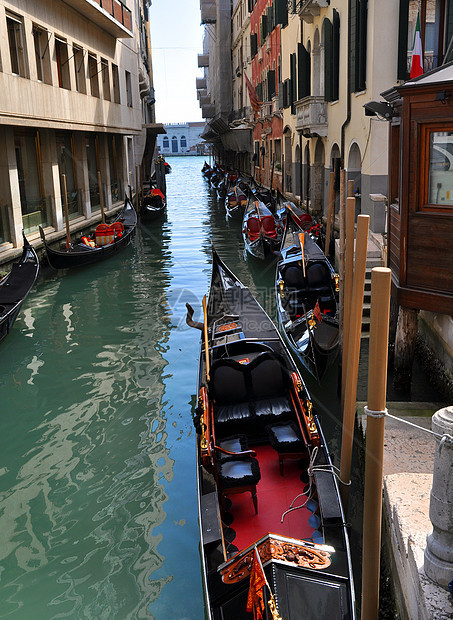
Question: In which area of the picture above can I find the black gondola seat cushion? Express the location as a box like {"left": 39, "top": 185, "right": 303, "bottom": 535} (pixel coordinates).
{"left": 250, "top": 353, "right": 292, "bottom": 420}
{"left": 216, "top": 457, "right": 261, "bottom": 489}
{"left": 210, "top": 360, "right": 251, "bottom": 424}
{"left": 266, "top": 422, "right": 303, "bottom": 453}
{"left": 216, "top": 435, "right": 249, "bottom": 462}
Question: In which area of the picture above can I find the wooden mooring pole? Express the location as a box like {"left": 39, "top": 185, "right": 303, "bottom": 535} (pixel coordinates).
{"left": 341, "top": 197, "right": 356, "bottom": 406}
{"left": 97, "top": 170, "right": 105, "bottom": 224}
{"left": 340, "top": 214, "right": 370, "bottom": 509}
{"left": 61, "top": 173, "right": 71, "bottom": 248}
{"left": 361, "top": 267, "right": 391, "bottom": 620}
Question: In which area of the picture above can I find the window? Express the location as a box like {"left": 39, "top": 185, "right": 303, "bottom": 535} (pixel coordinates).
{"left": 86, "top": 135, "right": 100, "bottom": 210}
{"left": 7, "top": 12, "right": 27, "bottom": 77}
{"left": 171, "top": 136, "right": 178, "bottom": 153}
{"left": 15, "top": 130, "right": 51, "bottom": 233}
{"left": 112, "top": 63, "right": 120, "bottom": 103}
{"left": 422, "top": 127, "right": 453, "bottom": 210}
{"left": 56, "top": 132, "right": 81, "bottom": 220}
{"left": 33, "top": 25, "right": 52, "bottom": 84}
{"left": 162, "top": 136, "right": 169, "bottom": 149}
{"left": 88, "top": 53, "right": 99, "bottom": 97}
{"left": 101, "top": 58, "right": 110, "bottom": 100}
{"left": 323, "top": 12, "right": 340, "bottom": 102}
{"left": 73, "top": 45, "right": 86, "bottom": 94}
{"left": 398, "top": 0, "right": 448, "bottom": 80}
{"left": 180, "top": 135, "right": 187, "bottom": 148}
{"left": 351, "top": 0, "right": 367, "bottom": 92}
{"left": 125, "top": 70, "right": 132, "bottom": 106}
{"left": 108, "top": 135, "right": 121, "bottom": 202}
{"left": 55, "top": 37, "right": 71, "bottom": 89}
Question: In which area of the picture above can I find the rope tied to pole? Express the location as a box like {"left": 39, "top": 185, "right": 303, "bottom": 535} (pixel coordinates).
{"left": 363, "top": 405, "right": 453, "bottom": 443}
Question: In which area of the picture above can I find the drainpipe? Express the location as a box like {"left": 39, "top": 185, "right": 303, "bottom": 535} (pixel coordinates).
{"left": 340, "top": 0, "right": 352, "bottom": 167}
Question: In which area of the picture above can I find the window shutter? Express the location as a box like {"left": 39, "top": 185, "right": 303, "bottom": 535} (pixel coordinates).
{"left": 248, "top": 0, "right": 254, "bottom": 13}
{"left": 268, "top": 69, "right": 276, "bottom": 100}
{"left": 298, "top": 43, "right": 310, "bottom": 99}
{"left": 278, "top": 82, "right": 284, "bottom": 109}
{"left": 275, "top": 0, "right": 288, "bottom": 27}
{"left": 251, "top": 32, "right": 257, "bottom": 58}
{"left": 290, "top": 52, "right": 297, "bottom": 113}
{"left": 267, "top": 6, "right": 274, "bottom": 32}
{"left": 332, "top": 10, "right": 340, "bottom": 101}
{"left": 356, "top": 0, "right": 367, "bottom": 91}
{"left": 397, "top": 0, "right": 409, "bottom": 80}
{"left": 324, "top": 18, "right": 333, "bottom": 102}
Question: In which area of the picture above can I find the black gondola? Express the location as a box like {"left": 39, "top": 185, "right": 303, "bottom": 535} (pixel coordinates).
{"left": 187, "top": 249, "right": 355, "bottom": 620}
{"left": 242, "top": 198, "right": 279, "bottom": 259}
{"left": 39, "top": 196, "right": 137, "bottom": 270}
{"left": 0, "top": 233, "right": 39, "bottom": 345}
{"left": 276, "top": 211, "right": 340, "bottom": 382}
{"left": 225, "top": 184, "right": 247, "bottom": 218}
{"left": 140, "top": 187, "right": 166, "bottom": 220}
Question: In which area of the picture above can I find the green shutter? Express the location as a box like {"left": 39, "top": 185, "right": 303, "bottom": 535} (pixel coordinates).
{"left": 397, "top": 0, "right": 409, "bottom": 80}
{"left": 275, "top": 0, "right": 288, "bottom": 27}
{"left": 278, "top": 82, "right": 284, "bottom": 109}
{"left": 357, "top": 0, "right": 367, "bottom": 91}
{"left": 446, "top": 0, "right": 453, "bottom": 63}
{"left": 262, "top": 15, "right": 268, "bottom": 40}
{"left": 350, "top": 0, "right": 358, "bottom": 91}
{"left": 248, "top": 0, "right": 253, "bottom": 13}
{"left": 298, "top": 43, "right": 310, "bottom": 99}
{"left": 332, "top": 9, "right": 340, "bottom": 101}
{"left": 290, "top": 53, "right": 297, "bottom": 114}
{"left": 268, "top": 69, "right": 276, "bottom": 100}
{"left": 324, "top": 18, "right": 333, "bottom": 102}
{"left": 251, "top": 33, "right": 257, "bottom": 58}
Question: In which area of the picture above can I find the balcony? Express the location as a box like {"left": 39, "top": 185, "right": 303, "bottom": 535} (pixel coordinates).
{"left": 199, "top": 95, "right": 211, "bottom": 107}
{"left": 62, "top": 0, "right": 132, "bottom": 37}
{"left": 200, "top": 0, "right": 216, "bottom": 24}
{"left": 196, "top": 77, "right": 207, "bottom": 90}
{"left": 298, "top": 0, "right": 329, "bottom": 23}
{"left": 295, "top": 96, "right": 328, "bottom": 137}
{"left": 202, "top": 104, "right": 216, "bottom": 118}
{"left": 198, "top": 54, "right": 209, "bottom": 68}
{"left": 197, "top": 88, "right": 208, "bottom": 100}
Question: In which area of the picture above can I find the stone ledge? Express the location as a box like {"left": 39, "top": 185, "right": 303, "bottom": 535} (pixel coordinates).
{"left": 384, "top": 473, "right": 453, "bottom": 619}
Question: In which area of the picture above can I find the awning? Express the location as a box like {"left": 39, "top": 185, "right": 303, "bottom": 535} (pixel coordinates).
{"left": 220, "top": 127, "right": 252, "bottom": 153}
{"left": 143, "top": 123, "right": 167, "bottom": 134}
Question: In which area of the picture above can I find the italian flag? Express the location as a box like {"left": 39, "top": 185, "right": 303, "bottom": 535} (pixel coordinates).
{"left": 410, "top": 13, "right": 423, "bottom": 79}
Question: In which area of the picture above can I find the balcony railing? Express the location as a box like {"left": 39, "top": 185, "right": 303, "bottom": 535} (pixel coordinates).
{"left": 62, "top": 0, "right": 132, "bottom": 38}
{"left": 295, "top": 95, "right": 328, "bottom": 137}
{"left": 198, "top": 54, "right": 209, "bottom": 68}
{"left": 200, "top": 0, "right": 216, "bottom": 24}
{"left": 196, "top": 77, "right": 207, "bottom": 90}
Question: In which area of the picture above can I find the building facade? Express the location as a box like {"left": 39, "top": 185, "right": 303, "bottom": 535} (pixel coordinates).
{"left": 156, "top": 122, "right": 207, "bottom": 155}
{"left": 0, "top": 0, "right": 161, "bottom": 264}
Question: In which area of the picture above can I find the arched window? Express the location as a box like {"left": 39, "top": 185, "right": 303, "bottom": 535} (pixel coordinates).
{"left": 171, "top": 136, "right": 178, "bottom": 153}
{"left": 163, "top": 136, "right": 169, "bottom": 149}
{"left": 180, "top": 135, "right": 187, "bottom": 148}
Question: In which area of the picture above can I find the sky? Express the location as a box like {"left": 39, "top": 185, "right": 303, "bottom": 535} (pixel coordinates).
{"left": 149, "top": 0, "right": 204, "bottom": 124}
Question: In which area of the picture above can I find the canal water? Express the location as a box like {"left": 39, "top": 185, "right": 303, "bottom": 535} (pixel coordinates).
{"left": 0, "top": 155, "right": 378, "bottom": 618}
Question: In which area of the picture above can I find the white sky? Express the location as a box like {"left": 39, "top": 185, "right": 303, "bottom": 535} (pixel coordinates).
{"left": 149, "top": 0, "right": 204, "bottom": 124}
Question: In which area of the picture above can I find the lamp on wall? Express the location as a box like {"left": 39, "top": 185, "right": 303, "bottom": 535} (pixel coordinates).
{"left": 363, "top": 101, "right": 397, "bottom": 120}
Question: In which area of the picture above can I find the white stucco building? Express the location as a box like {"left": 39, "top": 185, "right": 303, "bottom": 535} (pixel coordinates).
{"left": 156, "top": 122, "right": 207, "bottom": 155}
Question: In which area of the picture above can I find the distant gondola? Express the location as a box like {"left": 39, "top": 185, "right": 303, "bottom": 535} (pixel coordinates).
{"left": 276, "top": 210, "right": 340, "bottom": 382}
{"left": 242, "top": 197, "right": 279, "bottom": 259}
{"left": 187, "top": 249, "right": 356, "bottom": 620}
{"left": 140, "top": 187, "right": 166, "bottom": 220}
{"left": 39, "top": 196, "right": 137, "bottom": 270}
{"left": 0, "top": 233, "right": 39, "bottom": 345}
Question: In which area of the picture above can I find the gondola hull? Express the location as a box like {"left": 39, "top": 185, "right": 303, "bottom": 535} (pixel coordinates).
{"left": 40, "top": 197, "right": 137, "bottom": 270}
{"left": 191, "top": 250, "right": 355, "bottom": 620}
{"left": 276, "top": 212, "right": 339, "bottom": 382}
{"left": 140, "top": 194, "right": 166, "bottom": 221}
{"left": 0, "top": 235, "right": 39, "bottom": 345}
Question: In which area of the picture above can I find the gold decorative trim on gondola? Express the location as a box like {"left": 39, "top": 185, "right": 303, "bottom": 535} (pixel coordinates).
{"left": 198, "top": 387, "right": 211, "bottom": 461}
{"left": 220, "top": 536, "right": 331, "bottom": 584}
{"left": 291, "top": 373, "right": 320, "bottom": 446}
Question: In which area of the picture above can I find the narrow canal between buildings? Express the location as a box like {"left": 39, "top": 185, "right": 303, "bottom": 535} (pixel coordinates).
{"left": 0, "top": 155, "right": 365, "bottom": 619}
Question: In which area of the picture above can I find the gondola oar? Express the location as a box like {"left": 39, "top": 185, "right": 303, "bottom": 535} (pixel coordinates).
{"left": 298, "top": 232, "right": 306, "bottom": 278}
{"left": 202, "top": 294, "right": 210, "bottom": 383}
{"left": 61, "top": 174, "right": 71, "bottom": 249}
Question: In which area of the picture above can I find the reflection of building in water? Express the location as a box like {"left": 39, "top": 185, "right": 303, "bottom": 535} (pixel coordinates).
{"left": 0, "top": 224, "right": 174, "bottom": 616}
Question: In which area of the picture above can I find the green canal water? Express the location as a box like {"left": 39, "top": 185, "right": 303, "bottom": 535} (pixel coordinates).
{"left": 0, "top": 155, "right": 362, "bottom": 618}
